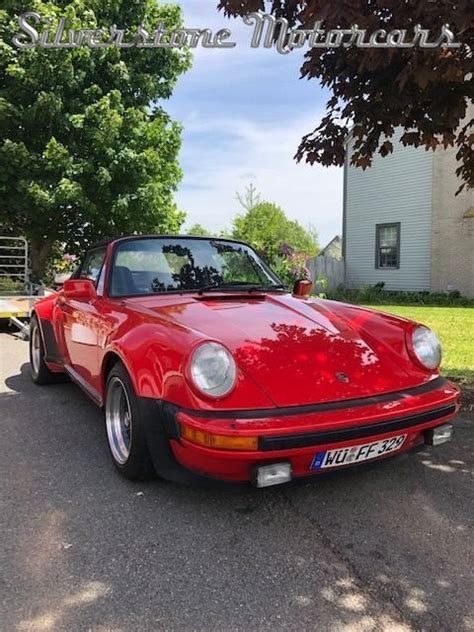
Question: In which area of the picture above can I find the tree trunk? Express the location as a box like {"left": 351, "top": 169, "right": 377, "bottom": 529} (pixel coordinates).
{"left": 30, "top": 239, "right": 54, "bottom": 282}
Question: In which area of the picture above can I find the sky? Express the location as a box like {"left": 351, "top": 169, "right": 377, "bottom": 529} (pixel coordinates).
{"left": 162, "top": 2, "right": 343, "bottom": 247}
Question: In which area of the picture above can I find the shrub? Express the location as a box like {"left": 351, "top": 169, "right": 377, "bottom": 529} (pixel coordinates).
{"left": 0, "top": 277, "right": 23, "bottom": 293}
{"left": 327, "top": 285, "right": 474, "bottom": 307}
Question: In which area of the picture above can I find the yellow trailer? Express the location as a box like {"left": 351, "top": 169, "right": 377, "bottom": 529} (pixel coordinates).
{"left": 0, "top": 295, "right": 38, "bottom": 319}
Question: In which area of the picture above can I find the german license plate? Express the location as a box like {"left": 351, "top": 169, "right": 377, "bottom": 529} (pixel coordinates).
{"left": 310, "top": 434, "right": 407, "bottom": 470}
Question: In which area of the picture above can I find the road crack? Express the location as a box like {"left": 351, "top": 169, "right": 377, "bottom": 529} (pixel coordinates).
{"left": 278, "top": 489, "right": 441, "bottom": 632}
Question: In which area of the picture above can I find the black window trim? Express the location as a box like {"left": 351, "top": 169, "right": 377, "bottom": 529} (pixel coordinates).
{"left": 375, "top": 222, "right": 401, "bottom": 270}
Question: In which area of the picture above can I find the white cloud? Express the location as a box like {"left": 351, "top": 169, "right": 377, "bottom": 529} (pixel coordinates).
{"left": 162, "top": 1, "right": 343, "bottom": 246}
{"left": 177, "top": 112, "right": 343, "bottom": 245}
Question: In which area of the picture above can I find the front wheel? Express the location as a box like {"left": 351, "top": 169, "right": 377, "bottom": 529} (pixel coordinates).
{"left": 105, "top": 363, "right": 155, "bottom": 481}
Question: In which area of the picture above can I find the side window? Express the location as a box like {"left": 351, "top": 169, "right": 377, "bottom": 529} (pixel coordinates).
{"left": 79, "top": 249, "right": 106, "bottom": 284}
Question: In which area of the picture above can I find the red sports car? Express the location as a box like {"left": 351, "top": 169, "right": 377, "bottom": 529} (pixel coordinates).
{"left": 30, "top": 236, "right": 460, "bottom": 487}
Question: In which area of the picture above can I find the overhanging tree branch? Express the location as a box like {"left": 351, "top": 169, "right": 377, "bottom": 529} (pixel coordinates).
{"left": 218, "top": 0, "right": 473, "bottom": 189}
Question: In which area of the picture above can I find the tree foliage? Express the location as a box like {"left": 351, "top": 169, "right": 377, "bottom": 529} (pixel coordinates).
{"left": 186, "top": 223, "right": 213, "bottom": 237}
{"left": 231, "top": 200, "right": 318, "bottom": 285}
{"left": 218, "top": 1, "right": 473, "bottom": 189}
{"left": 0, "top": 0, "right": 191, "bottom": 277}
{"left": 232, "top": 201, "right": 318, "bottom": 259}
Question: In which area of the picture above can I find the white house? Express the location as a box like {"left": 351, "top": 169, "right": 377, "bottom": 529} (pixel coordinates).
{"left": 343, "top": 107, "right": 474, "bottom": 298}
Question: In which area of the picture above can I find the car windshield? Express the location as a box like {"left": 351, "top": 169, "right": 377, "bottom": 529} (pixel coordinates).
{"left": 109, "top": 238, "right": 284, "bottom": 297}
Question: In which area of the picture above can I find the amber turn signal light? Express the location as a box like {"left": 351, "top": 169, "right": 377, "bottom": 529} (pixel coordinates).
{"left": 180, "top": 424, "right": 258, "bottom": 451}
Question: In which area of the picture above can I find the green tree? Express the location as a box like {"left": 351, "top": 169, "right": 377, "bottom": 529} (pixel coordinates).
{"left": 0, "top": 1, "right": 191, "bottom": 278}
{"left": 186, "top": 223, "right": 212, "bottom": 237}
{"left": 231, "top": 201, "right": 319, "bottom": 286}
{"left": 232, "top": 201, "right": 318, "bottom": 261}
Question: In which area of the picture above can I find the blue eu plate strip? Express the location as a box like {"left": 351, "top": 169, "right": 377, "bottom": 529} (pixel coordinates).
{"left": 310, "top": 451, "right": 326, "bottom": 470}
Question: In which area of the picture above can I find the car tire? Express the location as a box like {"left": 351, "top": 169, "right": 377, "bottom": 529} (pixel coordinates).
{"left": 29, "top": 315, "right": 61, "bottom": 385}
{"left": 105, "top": 362, "right": 156, "bottom": 481}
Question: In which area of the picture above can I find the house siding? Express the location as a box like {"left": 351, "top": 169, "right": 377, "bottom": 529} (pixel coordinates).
{"left": 430, "top": 104, "right": 474, "bottom": 298}
{"left": 345, "top": 129, "right": 433, "bottom": 291}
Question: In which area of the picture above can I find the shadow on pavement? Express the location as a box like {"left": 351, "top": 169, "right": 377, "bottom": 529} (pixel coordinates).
{"left": 1, "top": 355, "right": 473, "bottom": 631}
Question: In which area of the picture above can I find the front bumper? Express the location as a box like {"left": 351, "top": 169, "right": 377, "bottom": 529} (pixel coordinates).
{"left": 143, "top": 376, "right": 460, "bottom": 486}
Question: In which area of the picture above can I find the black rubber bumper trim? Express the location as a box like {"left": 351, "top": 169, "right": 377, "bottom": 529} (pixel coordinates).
{"left": 258, "top": 404, "right": 457, "bottom": 451}
{"left": 138, "top": 398, "right": 246, "bottom": 488}
{"left": 179, "top": 376, "right": 449, "bottom": 420}
{"left": 39, "top": 318, "right": 62, "bottom": 364}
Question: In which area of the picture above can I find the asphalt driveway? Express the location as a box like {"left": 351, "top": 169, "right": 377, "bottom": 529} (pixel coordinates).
{"left": 0, "top": 329, "right": 472, "bottom": 631}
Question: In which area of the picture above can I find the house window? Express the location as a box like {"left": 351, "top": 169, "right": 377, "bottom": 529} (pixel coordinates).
{"left": 376, "top": 223, "right": 400, "bottom": 269}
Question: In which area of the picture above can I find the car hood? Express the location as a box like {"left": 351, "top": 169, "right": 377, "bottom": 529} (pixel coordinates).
{"left": 130, "top": 293, "right": 429, "bottom": 407}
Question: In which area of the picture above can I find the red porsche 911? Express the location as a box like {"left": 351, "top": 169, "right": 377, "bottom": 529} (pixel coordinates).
{"left": 30, "top": 236, "right": 460, "bottom": 487}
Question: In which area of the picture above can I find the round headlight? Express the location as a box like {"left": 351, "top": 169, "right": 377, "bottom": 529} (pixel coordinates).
{"left": 189, "top": 342, "right": 237, "bottom": 398}
{"left": 411, "top": 326, "right": 442, "bottom": 370}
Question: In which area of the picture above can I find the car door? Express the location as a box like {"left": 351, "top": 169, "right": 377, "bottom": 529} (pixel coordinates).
{"left": 58, "top": 247, "right": 107, "bottom": 399}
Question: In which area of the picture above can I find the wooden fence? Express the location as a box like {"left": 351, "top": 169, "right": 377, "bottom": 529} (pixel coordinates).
{"left": 307, "top": 255, "right": 345, "bottom": 292}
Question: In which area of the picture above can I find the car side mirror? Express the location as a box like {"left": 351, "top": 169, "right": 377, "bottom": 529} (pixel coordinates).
{"left": 292, "top": 279, "right": 313, "bottom": 299}
{"left": 63, "top": 278, "right": 97, "bottom": 302}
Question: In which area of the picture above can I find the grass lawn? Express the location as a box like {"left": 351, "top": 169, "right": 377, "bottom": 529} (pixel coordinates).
{"left": 364, "top": 305, "right": 474, "bottom": 383}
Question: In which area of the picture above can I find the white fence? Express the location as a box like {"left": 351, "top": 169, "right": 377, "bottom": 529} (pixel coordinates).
{"left": 307, "top": 255, "right": 345, "bottom": 292}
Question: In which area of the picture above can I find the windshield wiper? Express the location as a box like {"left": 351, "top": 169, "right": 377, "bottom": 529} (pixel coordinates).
{"left": 197, "top": 282, "right": 287, "bottom": 295}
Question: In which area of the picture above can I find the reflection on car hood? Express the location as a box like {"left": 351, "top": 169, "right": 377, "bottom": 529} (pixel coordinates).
{"left": 130, "top": 293, "right": 429, "bottom": 407}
